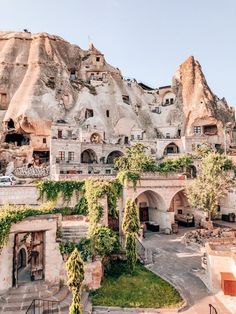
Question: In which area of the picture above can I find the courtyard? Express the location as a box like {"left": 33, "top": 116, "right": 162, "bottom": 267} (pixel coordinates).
{"left": 143, "top": 228, "right": 232, "bottom": 314}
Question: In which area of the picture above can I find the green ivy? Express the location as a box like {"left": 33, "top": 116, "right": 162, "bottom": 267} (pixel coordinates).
{"left": 116, "top": 170, "right": 140, "bottom": 189}
{"left": 59, "top": 227, "right": 120, "bottom": 261}
{"left": 0, "top": 205, "right": 53, "bottom": 249}
{"left": 38, "top": 180, "right": 85, "bottom": 203}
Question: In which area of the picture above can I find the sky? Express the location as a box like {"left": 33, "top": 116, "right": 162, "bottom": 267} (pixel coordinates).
{"left": 0, "top": 0, "right": 236, "bottom": 106}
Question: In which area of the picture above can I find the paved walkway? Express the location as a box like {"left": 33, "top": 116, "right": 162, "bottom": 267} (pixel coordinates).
{"left": 142, "top": 228, "right": 232, "bottom": 314}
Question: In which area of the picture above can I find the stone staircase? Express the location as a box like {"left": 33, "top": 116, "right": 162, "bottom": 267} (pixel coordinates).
{"left": 61, "top": 221, "right": 89, "bottom": 243}
{"left": 0, "top": 281, "right": 91, "bottom": 314}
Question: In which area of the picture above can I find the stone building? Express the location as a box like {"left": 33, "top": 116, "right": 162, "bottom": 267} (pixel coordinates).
{"left": 0, "top": 31, "right": 235, "bottom": 177}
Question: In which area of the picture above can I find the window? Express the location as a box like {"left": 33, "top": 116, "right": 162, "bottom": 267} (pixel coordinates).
{"left": 106, "top": 169, "right": 111, "bottom": 174}
{"left": 102, "top": 73, "right": 106, "bottom": 80}
{"left": 67, "top": 130, "right": 72, "bottom": 138}
{"left": 90, "top": 73, "right": 95, "bottom": 80}
{"left": 70, "top": 69, "right": 76, "bottom": 81}
{"left": 85, "top": 108, "right": 94, "bottom": 119}
{"left": 122, "top": 95, "right": 130, "bottom": 105}
{"left": 193, "top": 126, "right": 201, "bottom": 134}
{"left": 166, "top": 133, "right": 170, "bottom": 139}
{"left": 96, "top": 57, "right": 100, "bottom": 62}
{"left": 58, "top": 130, "right": 62, "bottom": 138}
{"left": 165, "top": 99, "right": 170, "bottom": 105}
{"left": 170, "top": 98, "right": 174, "bottom": 104}
{"left": 131, "top": 135, "right": 134, "bottom": 140}
{"left": 155, "top": 107, "right": 161, "bottom": 114}
{"left": 0, "top": 93, "right": 7, "bottom": 109}
{"left": 137, "top": 135, "right": 141, "bottom": 140}
{"left": 59, "top": 151, "right": 65, "bottom": 161}
{"left": 106, "top": 110, "right": 109, "bottom": 117}
{"left": 203, "top": 125, "right": 217, "bottom": 135}
{"left": 43, "top": 138, "right": 46, "bottom": 144}
{"left": 68, "top": 151, "right": 75, "bottom": 161}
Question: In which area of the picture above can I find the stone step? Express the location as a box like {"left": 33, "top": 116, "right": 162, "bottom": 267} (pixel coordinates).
{"left": 5, "top": 285, "right": 59, "bottom": 303}
{"left": 8, "top": 281, "right": 53, "bottom": 295}
{"left": 61, "top": 226, "right": 88, "bottom": 231}
{"left": 61, "top": 230, "right": 87, "bottom": 235}
{"left": 61, "top": 229, "right": 88, "bottom": 233}
{"left": 0, "top": 283, "right": 70, "bottom": 313}
{"left": 61, "top": 235, "right": 84, "bottom": 240}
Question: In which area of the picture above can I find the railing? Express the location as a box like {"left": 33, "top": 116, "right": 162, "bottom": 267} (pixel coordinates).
{"left": 26, "top": 299, "right": 59, "bottom": 314}
{"left": 209, "top": 304, "right": 218, "bottom": 314}
{"left": 136, "top": 237, "right": 147, "bottom": 264}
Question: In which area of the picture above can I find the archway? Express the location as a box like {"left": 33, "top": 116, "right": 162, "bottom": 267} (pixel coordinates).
{"left": 18, "top": 247, "right": 27, "bottom": 269}
{"left": 164, "top": 142, "right": 179, "bottom": 155}
{"left": 106, "top": 150, "right": 123, "bottom": 164}
{"left": 169, "top": 190, "right": 195, "bottom": 227}
{"left": 81, "top": 149, "right": 98, "bottom": 163}
{"left": 135, "top": 190, "right": 166, "bottom": 230}
{"left": 13, "top": 231, "right": 44, "bottom": 285}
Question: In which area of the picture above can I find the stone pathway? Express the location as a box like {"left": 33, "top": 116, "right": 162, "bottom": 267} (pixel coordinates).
{"left": 142, "top": 229, "right": 232, "bottom": 314}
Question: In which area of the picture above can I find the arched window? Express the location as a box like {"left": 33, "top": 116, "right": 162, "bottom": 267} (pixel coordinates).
{"left": 106, "top": 151, "right": 123, "bottom": 164}
{"left": 81, "top": 149, "right": 98, "bottom": 163}
{"left": 164, "top": 143, "right": 179, "bottom": 155}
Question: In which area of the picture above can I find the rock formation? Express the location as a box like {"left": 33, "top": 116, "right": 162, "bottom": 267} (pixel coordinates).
{"left": 0, "top": 31, "right": 234, "bottom": 175}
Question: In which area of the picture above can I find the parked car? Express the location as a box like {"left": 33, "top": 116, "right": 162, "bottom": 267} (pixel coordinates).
{"left": 0, "top": 176, "right": 15, "bottom": 186}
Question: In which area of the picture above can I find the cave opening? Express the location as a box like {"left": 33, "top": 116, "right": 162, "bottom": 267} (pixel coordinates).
{"left": 7, "top": 119, "right": 15, "bottom": 129}
{"left": 33, "top": 151, "right": 50, "bottom": 165}
{"left": 5, "top": 133, "right": 29, "bottom": 146}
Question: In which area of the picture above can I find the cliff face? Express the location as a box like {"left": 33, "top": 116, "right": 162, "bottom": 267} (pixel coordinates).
{"left": 172, "top": 56, "right": 235, "bottom": 137}
{"left": 0, "top": 32, "right": 234, "bottom": 144}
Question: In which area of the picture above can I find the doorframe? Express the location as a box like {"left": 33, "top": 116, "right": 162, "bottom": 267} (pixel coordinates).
{"left": 12, "top": 231, "right": 45, "bottom": 287}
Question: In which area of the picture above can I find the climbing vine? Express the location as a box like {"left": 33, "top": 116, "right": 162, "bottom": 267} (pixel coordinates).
{"left": 85, "top": 179, "right": 111, "bottom": 235}
{"left": 38, "top": 180, "right": 85, "bottom": 203}
{"left": 0, "top": 203, "right": 56, "bottom": 249}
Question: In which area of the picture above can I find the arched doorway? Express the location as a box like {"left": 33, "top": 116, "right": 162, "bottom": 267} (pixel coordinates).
{"left": 18, "top": 247, "right": 27, "bottom": 269}
{"left": 135, "top": 190, "right": 166, "bottom": 230}
{"left": 13, "top": 231, "right": 44, "bottom": 286}
{"left": 164, "top": 142, "right": 179, "bottom": 155}
{"left": 81, "top": 149, "right": 98, "bottom": 163}
{"left": 169, "top": 190, "right": 195, "bottom": 227}
{"left": 106, "top": 151, "right": 123, "bottom": 164}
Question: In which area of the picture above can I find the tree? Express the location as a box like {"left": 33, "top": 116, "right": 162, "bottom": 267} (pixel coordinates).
{"left": 122, "top": 198, "right": 140, "bottom": 273}
{"left": 115, "top": 143, "right": 157, "bottom": 173}
{"left": 186, "top": 152, "right": 234, "bottom": 219}
{"left": 66, "top": 248, "right": 85, "bottom": 314}
{"left": 115, "top": 144, "right": 157, "bottom": 188}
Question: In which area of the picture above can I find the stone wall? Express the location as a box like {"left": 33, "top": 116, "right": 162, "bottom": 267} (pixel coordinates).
{"left": 14, "top": 165, "right": 50, "bottom": 178}
{"left": 0, "top": 185, "right": 40, "bottom": 206}
{"left": 0, "top": 214, "right": 103, "bottom": 293}
{"left": 0, "top": 214, "right": 63, "bottom": 293}
{"left": 205, "top": 239, "right": 236, "bottom": 292}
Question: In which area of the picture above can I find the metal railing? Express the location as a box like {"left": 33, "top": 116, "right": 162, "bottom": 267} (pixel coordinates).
{"left": 209, "top": 304, "right": 218, "bottom": 314}
{"left": 136, "top": 237, "right": 146, "bottom": 264}
{"left": 26, "top": 299, "right": 59, "bottom": 314}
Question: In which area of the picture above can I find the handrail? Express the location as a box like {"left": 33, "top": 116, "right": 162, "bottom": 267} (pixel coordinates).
{"left": 136, "top": 237, "right": 147, "bottom": 264}
{"left": 209, "top": 304, "right": 218, "bottom": 314}
{"left": 26, "top": 299, "right": 59, "bottom": 314}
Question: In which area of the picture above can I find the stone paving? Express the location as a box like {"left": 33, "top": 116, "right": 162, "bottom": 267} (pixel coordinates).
{"left": 142, "top": 228, "right": 232, "bottom": 314}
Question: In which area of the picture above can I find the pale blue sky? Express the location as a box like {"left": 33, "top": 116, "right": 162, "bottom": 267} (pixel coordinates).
{"left": 0, "top": 0, "right": 236, "bottom": 106}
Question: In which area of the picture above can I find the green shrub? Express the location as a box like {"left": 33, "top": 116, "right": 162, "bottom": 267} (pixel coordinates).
{"left": 91, "top": 226, "right": 120, "bottom": 258}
